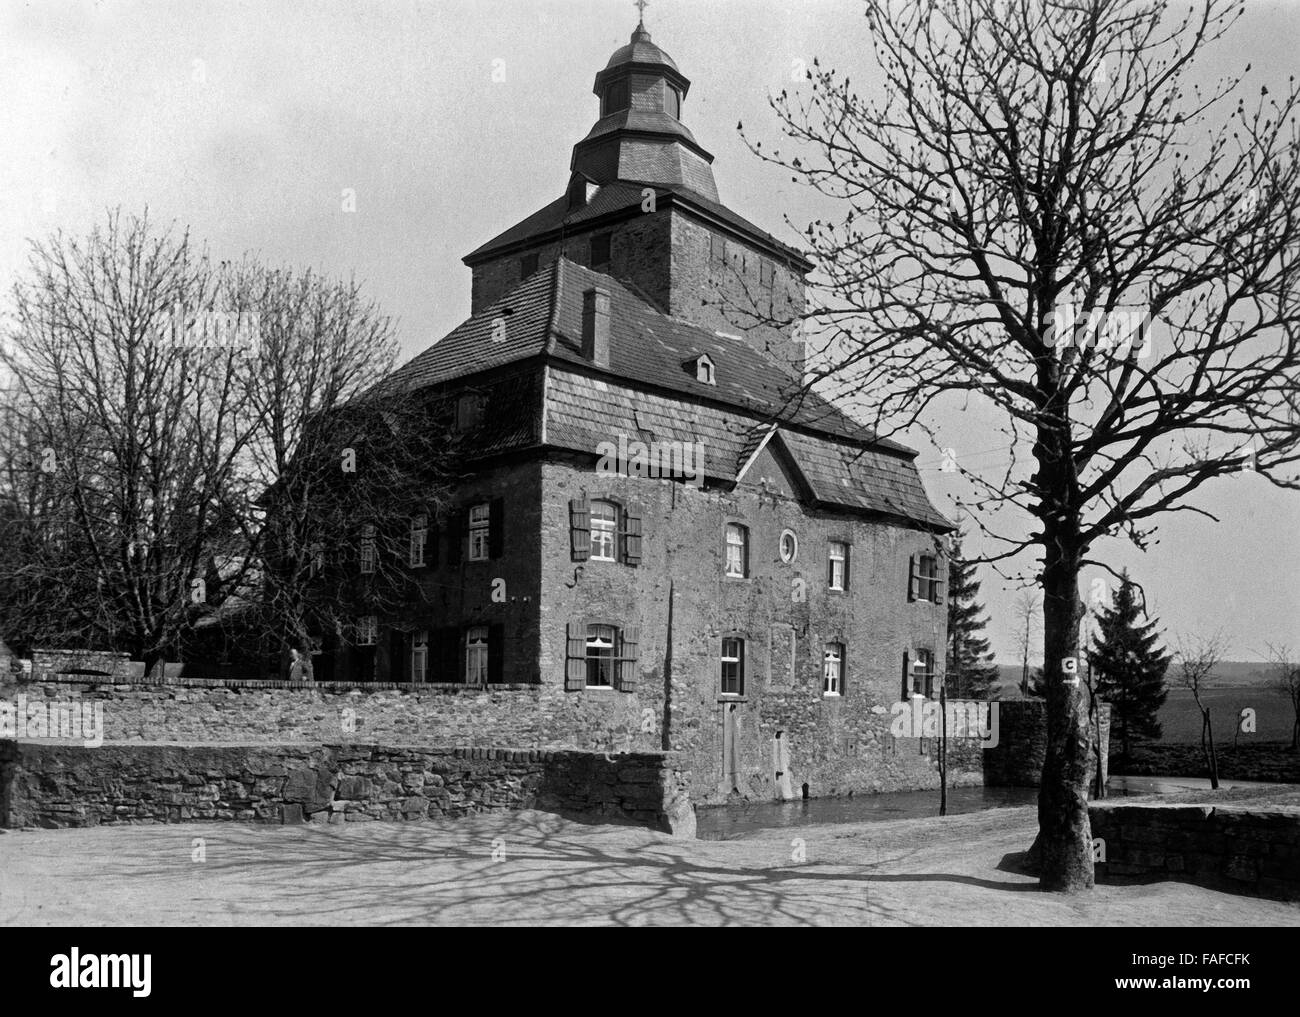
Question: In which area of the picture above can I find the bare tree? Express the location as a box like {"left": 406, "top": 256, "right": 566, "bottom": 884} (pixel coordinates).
{"left": 745, "top": 0, "right": 1300, "bottom": 889}
{"left": 218, "top": 263, "right": 459, "bottom": 679}
{"left": 1, "top": 210, "right": 255, "bottom": 669}
{"left": 1265, "top": 642, "right": 1300, "bottom": 750}
{"left": 1011, "top": 589, "right": 1043, "bottom": 698}
{"left": 1175, "top": 631, "right": 1229, "bottom": 788}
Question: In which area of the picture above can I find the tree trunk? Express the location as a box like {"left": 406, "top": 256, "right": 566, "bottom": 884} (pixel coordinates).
{"left": 1199, "top": 709, "right": 1220, "bottom": 790}
{"left": 1206, "top": 710, "right": 1220, "bottom": 790}
{"left": 1030, "top": 554, "right": 1095, "bottom": 891}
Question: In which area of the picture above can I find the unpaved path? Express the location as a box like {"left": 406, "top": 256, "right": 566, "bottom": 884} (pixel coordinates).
{"left": 2, "top": 800, "right": 1296, "bottom": 926}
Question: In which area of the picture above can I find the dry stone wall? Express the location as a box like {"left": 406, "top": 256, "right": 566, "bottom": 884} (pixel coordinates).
{"left": 0, "top": 740, "right": 695, "bottom": 838}
{"left": 1090, "top": 801, "right": 1300, "bottom": 902}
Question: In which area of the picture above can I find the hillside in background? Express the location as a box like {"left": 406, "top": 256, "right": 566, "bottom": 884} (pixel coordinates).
{"left": 992, "top": 660, "right": 1281, "bottom": 697}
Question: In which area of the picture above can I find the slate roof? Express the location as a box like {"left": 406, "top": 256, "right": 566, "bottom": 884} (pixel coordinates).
{"left": 462, "top": 182, "right": 812, "bottom": 269}
{"left": 381, "top": 257, "right": 952, "bottom": 531}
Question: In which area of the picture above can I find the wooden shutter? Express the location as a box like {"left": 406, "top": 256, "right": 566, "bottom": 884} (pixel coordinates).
{"left": 742, "top": 527, "right": 750, "bottom": 577}
{"left": 623, "top": 505, "right": 642, "bottom": 566}
{"left": 843, "top": 545, "right": 852, "bottom": 592}
{"left": 570, "top": 496, "right": 590, "bottom": 561}
{"left": 901, "top": 650, "right": 911, "bottom": 700}
{"left": 489, "top": 497, "right": 505, "bottom": 559}
{"left": 618, "top": 625, "right": 640, "bottom": 691}
{"left": 565, "top": 618, "right": 587, "bottom": 690}
{"left": 934, "top": 555, "right": 945, "bottom": 605}
{"left": 487, "top": 623, "right": 504, "bottom": 684}
{"left": 427, "top": 521, "right": 440, "bottom": 568}
{"left": 445, "top": 509, "right": 463, "bottom": 566}
{"left": 908, "top": 554, "right": 918, "bottom": 601}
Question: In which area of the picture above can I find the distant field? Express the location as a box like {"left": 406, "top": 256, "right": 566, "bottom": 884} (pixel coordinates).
{"left": 992, "top": 664, "right": 1297, "bottom": 745}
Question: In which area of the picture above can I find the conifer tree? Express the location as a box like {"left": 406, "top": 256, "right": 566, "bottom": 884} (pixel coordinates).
{"left": 1089, "top": 573, "right": 1171, "bottom": 761}
{"left": 945, "top": 531, "right": 1000, "bottom": 698}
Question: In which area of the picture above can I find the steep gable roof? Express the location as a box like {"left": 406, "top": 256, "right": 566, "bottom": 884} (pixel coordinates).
{"left": 379, "top": 257, "right": 951, "bottom": 531}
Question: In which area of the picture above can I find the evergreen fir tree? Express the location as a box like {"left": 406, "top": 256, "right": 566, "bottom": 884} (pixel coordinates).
{"left": 1089, "top": 572, "right": 1171, "bottom": 760}
{"left": 945, "top": 530, "right": 1001, "bottom": 698}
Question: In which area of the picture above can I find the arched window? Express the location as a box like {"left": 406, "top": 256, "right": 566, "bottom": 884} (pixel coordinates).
{"left": 602, "top": 80, "right": 630, "bottom": 116}
{"left": 665, "top": 86, "right": 681, "bottom": 119}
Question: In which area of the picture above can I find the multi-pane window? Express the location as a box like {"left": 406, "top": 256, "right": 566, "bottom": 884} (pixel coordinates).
{"left": 912, "top": 648, "right": 935, "bottom": 697}
{"left": 360, "top": 524, "right": 376, "bottom": 574}
{"left": 409, "top": 515, "right": 427, "bottom": 567}
{"left": 823, "top": 642, "right": 844, "bottom": 696}
{"left": 468, "top": 503, "right": 491, "bottom": 561}
{"left": 357, "top": 616, "right": 377, "bottom": 646}
{"left": 828, "top": 541, "right": 848, "bottom": 590}
{"left": 918, "top": 554, "right": 940, "bottom": 602}
{"left": 721, "top": 637, "right": 745, "bottom": 695}
{"left": 466, "top": 626, "right": 489, "bottom": 683}
{"left": 411, "top": 629, "right": 428, "bottom": 683}
{"left": 585, "top": 625, "right": 618, "bottom": 688}
{"left": 590, "top": 500, "right": 618, "bottom": 562}
{"left": 725, "top": 523, "right": 749, "bottom": 578}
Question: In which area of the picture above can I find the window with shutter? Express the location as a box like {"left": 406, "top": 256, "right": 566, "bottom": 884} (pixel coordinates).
{"left": 468, "top": 503, "right": 491, "bottom": 562}
{"left": 901, "top": 650, "right": 911, "bottom": 701}
{"left": 618, "top": 626, "right": 639, "bottom": 691}
{"left": 622, "top": 505, "right": 642, "bottom": 566}
{"left": 465, "top": 626, "right": 489, "bottom": 684}
{"left": 590, "top": 500, "right": 618, "bottom": 561}
{"left": 570, "top": 497, "right": 591, "bottom": 561}
{"left": 565, "top": 618, "right": 587, "bottom": 690}
{"left": 908, "top": 554, "right": 918, "bottom": 601}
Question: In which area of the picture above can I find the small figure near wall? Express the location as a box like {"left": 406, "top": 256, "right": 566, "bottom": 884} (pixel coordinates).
{"left": 289, "top": 647, "right": 314, "bottom": 683}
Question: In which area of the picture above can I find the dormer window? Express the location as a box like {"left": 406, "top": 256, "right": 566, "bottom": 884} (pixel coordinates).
{"left": 688, "top": 354, "right": 716, "bottom": 385}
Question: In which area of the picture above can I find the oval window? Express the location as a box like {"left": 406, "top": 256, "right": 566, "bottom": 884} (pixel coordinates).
{"left": 779, "top": 529, "right": 798, "bottom": 563}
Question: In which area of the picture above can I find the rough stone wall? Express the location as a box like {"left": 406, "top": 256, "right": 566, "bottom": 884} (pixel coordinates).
{"left": 1114, "top": 742, "right": 1300, "bottom": 784}
{"left": 539, "top": 459, "right": 957, "bottom": 805}
{"left": 983, "top": 700, "right": 1111, "bottom": 790}
{"left": 668, "top": 211, "right": 806, "bottom": 370}
{"left": 470, "top": 209, "right": 673, "bottom": 314}
{"left": 0, "top": 740, "right": 695, "bottom": 837}
{"left": 1089, "top": 802, "right": 1300, "bottom": 902}
{"left": 4, "top": 679, "right": 640, "bottom": 753}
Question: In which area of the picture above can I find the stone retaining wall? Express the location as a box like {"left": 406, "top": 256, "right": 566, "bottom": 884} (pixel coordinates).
{"left": 1089, "top": 802, "right": 1300, "bottom": 902}
{"left": 983, "top": 700, "right": 1111, "bottom": 791}
{"left": 0, "top": 740, "right": 696, "bottom": 838}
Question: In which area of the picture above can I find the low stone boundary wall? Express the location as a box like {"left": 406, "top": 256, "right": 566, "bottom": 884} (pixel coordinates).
{"left": 1113, "top": 742, "right": 1300, "bottom": 784}
{"left": 2, "top": 678, "right": 654, "bottom": 755}
{"left": 983, "top": 700, "right": 1111, "bottom": 790}
{"left": 1089, "top": 802, "right": 1300, "bottom": 901}
{"left": 0, "top": 740, "right": 696, "bottom": 838}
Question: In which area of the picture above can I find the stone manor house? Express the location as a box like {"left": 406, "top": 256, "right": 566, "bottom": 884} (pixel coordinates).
{"left": 322, "top": 21, "right": 955, "bottom": 802}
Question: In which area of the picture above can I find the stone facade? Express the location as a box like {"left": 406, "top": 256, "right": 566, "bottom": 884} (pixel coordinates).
{"left": 1090, "top": 802, "right": 1300, "bottom": 902}
{"left": 0, "top": 739, "right": 695, "bottom": 837}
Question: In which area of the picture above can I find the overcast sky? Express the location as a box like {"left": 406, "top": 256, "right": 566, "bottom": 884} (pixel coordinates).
{"left": 3, "top": 0, "right": 1298, "bottom": 662}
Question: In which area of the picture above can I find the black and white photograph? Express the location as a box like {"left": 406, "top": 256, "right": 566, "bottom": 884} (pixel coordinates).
{"left": 1, "top": 0, "right": 1298, "bottom": 964}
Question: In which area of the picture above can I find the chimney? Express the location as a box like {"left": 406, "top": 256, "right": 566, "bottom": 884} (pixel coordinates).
{"left": 582, "top": 286, "right": 611, "bottom": 368}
